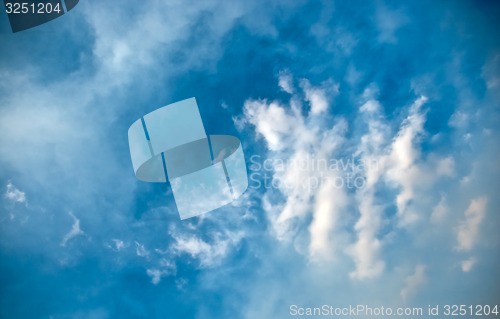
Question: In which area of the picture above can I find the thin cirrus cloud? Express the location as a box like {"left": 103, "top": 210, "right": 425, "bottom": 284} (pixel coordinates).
{"left": 60, "top": 212, "right": 85, "bottom": 247}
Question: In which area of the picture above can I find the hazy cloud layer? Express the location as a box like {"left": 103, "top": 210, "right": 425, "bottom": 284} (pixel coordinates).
{"left": 0, "top": 0, "right": 499, "bottom": 318}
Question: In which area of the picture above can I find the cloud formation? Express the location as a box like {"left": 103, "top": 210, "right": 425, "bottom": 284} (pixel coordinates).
{"left": 0, "top": 0, "right": 499, "bottom": 317}
{"left": 456, "top": 197, "right": 488, "bottom": 252}
{"left": 4, "top": 181, "right": 26, "bottom": 204}
{"left": 400, "top": 264, "right": 426, "bottom": 301}
{"left": 60, "top": 212, "right": 85, "bottom": 247}
{"left": 170, "top": 229, "right": 243, "bottom": 267}
{"left": 241, "top": 73, "right": 467, "bottom": 283}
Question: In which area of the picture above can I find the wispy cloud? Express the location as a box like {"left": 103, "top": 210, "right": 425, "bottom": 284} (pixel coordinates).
{"left": 386, "top": 96, "right": 428, "bottom": 225}
{"left": 375, "top": 4, "right": 408, "bottom": 44}
{"left": 135, "top": 241, "right": 150, "bottom": 258}
{"left": 112, "top": 239, "right": 126, "bottom": 251}
{"left": 243, "top": 100, "right": 301, "bottom": 152}
{"left": 300, "top": 79, "right": 339, "bottom": 115}
{"left": 244, "top": 77, "right": 346, "bottom": 253}
{"left": 431, "top": 195, "right": 448, "bottom": 224}
{"left": 60, "top": 212, "right": 85, "bottom": 247}
{"left": 461, "top": 257, "right": 477, "bottom": 272}
{"left": 170, "top": 230, "right": 243, "bottom": 268}
{"left": 4, "top": 181, "right": 26, "bottom": 204}
{"left": 242, "top": 75, "right": 461, "bottom": 280}
{"left": 0, "top": 0, "right": 498, "bottom": 316}
{"left": 348, "top": 89, "right": 388, "bottom": 280}
{"left": 146, "top": 259, "right": 176, "bottom": 285}
{"left": 400, "top": 264, "right": 427, "bottom": 301}
{"left": 456, "top": 197, "right": 488, "bottom": 252}
{"left": 278, "top": 70, "right": 294, "bottom": 94}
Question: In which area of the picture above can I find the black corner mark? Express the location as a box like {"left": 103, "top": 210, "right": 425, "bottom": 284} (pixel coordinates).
{"left": 63, "top": 0, "right": 78, "bottom": 11}
{"left": 4, "top": 0, "right": 79, "bottom": 33}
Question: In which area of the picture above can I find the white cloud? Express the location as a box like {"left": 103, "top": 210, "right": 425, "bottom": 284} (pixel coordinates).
{"left": 456, "top": 197, "right": 488, "bottom": 252}
{"left": 170, "top": 230, "right": 242, "bottom": 267}
{"left": 242, "top": 76, "right": 465, "bottom": 280}
{"left": 300, "top": 79, "right": 338, "bottom": 115}
{"left": 309, "top": 176, "right": 348, "bottom": 260}
{"left": 4, "top": 181, "right": 26, "bottom": 204}
{"left": 348, "top": 91, "right": 449, "bottom": 278}
{"left": 244, "top": 100, "right": 300, "bottom": 151}
{"left": 146, "top": 258, "right": 176, "bottom": 285}
{"left": 435, "top": 156, "right": 455, "bottom": 177}
{"left": 0, "top": 0, "right": 266, "bottom": 256}
{"left": 82, "top": 0, "right": 250, "bottom": 81}
{"left": 135, "top": 241, "right": 150, "bottom": 258}
{"left": 449, "top": 110, "right": 470, "bottom": 129}
{"left": 112, "top": 239, "right": 126, "bottom": 251}
{"left": 348, "top": 94, "right": 388, "bottom": 279}
{"left": 60, "top": 212, "right": 85, "bottom": 247}
{"left": 400, "top": 264, "right": 426, "bottom": 301}
{"left": 348, "top": 191, "right": 385, "bottom": 280}
{"left": 242, "top": 73, "right": 485, "bottom": 289}
{"left": 389, "top": 97, "right": 427, "bottom": 170}
{"left": 278, "top": 70, "right": 294, "bottom": 94}
{"left": 431, "top": 195, "right": 448, "bottom": 224}
{"left": 232, "top": 114, "right": 247, "bottom": 132}
{"left": 461, "top": 257, "right": 477, "bottom": 272}
{"left": 146, "top": 269, "right": 162, "bottom": 285}
{"left": 244, "top": 76, "right": 350, "bottom": 262}
{"left": 359, "top": 95, "right": 454, "bottom": 230}
{"left": 0, "top": 2, "right": 496, "bottom": 314}
{"left": 386, "top": 96, "right": 428, "bottom": 226}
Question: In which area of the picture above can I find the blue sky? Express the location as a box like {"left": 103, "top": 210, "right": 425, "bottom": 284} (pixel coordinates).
{"left": 0, "top": 0, "right": 499, "bottom": 318}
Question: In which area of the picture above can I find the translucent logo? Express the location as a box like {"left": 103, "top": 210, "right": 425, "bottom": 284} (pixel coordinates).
{"left": 128, "top": 98, "right": 248, "bottom": 220}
